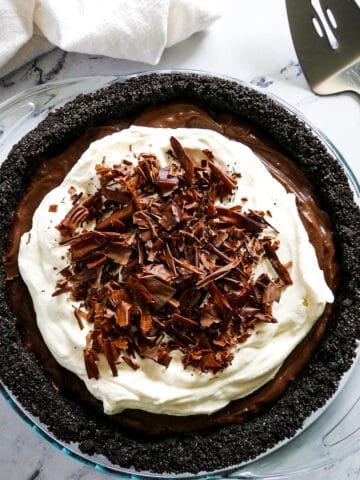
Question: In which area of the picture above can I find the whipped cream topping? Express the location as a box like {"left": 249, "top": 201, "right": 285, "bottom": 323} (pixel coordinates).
{"left": 18, "top": 126, "right": 334, "bottom": 416}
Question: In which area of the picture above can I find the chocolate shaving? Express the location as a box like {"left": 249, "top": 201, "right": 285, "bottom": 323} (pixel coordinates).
{"left": 196, "top": 260, "right": 240, "bottom": 288}
{"left": 263, "top": 282, "right": 282, "bottom": 303}
{"left": 84, "top": 349, "right": 99, "bottom": 379}
{"left": 263, "top": 241, "right": 293, "bottom": 285}
{"left": 114, "top": 300, "right": 132, "bottom": 327}
{"left": 141, "top": 277, "right": 176, "bottom": 310}
{"left": 216, "top": 206, "right": 266, "bottom": 233}
{"left": 57, "top": 194, "right": 100, "bottom": 236}
{"left": 155, "top": 165, "right": 179, "bottom": 196}
{"left": 139, "top": 305, "right": 153, "bottom": 335}
{"left": 170, "top": 136, "right": 194, "bottom": 185}
{"left": 55, "top": 137, "right": 292, "bottom": 378}
{"left": 74, "top": 307, "right": 86, "bottom": 330}
{"left": 208, "top": 160, "right": 237, "bottom": 192}
{"left": 122, "top": 356, "right": 139, "bottom": 370}
{"left": 104, "top": 338, "right": 119, "bottom": 376}
{"left": 173, "top": 313, "right": 199, "bottom": 329}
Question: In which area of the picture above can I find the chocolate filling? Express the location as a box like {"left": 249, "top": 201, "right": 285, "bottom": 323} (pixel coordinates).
{"left": 3, "top": 102, "right": 340, "bottom": 434}
{"left": 2, "top": 75, "right": 358, "bottom": 471}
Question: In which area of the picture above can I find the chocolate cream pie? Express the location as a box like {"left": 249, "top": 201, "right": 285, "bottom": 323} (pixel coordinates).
{"left": 0, "top": 73, "right": 359, "bottom": 474}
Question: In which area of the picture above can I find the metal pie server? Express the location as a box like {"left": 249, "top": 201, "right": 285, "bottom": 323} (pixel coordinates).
{"left": 286, "top": 0, "right": 360, "bottom": 95}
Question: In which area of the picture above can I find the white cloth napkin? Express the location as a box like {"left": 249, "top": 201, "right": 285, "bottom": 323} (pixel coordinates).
{"left": 0, "top": 0, "right": 221, "bottom": 78}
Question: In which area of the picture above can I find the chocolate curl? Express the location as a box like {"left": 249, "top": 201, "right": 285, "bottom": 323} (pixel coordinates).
{"left": 170, "top": 136, "right": 194, "bottom": 185}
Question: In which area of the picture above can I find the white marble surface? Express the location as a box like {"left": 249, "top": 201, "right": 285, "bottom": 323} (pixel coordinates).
{"left": 0, "top": 1, "right": 359, "bottom": 479}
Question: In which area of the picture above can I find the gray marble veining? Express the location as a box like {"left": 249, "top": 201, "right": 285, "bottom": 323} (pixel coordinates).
{"left": 1, "top": 1, "right": 359, "bottom": 478}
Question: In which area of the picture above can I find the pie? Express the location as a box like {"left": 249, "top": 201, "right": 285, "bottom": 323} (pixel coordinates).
{"left": 0, "top": 72, "right": 359, "bottom": 474}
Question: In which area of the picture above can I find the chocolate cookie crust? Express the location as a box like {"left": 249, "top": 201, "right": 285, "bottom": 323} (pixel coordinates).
{"left": 0, "top": 72, "right": 359, "bottom": 474}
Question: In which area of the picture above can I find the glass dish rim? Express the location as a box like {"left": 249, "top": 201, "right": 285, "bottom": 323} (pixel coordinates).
{"left": 0, "top": 68, "right": 358, "bottom": 194}
{"left": 0, "top": 69, "right": 359, "bottom": 480}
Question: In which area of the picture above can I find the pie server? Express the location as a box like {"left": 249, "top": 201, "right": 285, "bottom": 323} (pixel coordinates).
{"left": 286, "top": 0, "right": 360, "bottom": 95}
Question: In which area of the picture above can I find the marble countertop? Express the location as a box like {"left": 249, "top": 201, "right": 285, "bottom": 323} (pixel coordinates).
{"left": 0, "top": 1, "right": 359, "bottom": 479}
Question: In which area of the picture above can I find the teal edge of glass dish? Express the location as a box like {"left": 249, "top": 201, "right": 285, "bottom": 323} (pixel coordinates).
{"left": 0, "top": 70, "right": 359, "bottom": 480}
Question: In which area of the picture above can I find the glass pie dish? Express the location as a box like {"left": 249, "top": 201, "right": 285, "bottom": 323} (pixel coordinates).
{"left": 0, "top": 72, "right": 359, "bottom": 479}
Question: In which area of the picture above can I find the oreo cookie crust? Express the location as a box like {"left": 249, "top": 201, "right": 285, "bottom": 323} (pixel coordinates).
{"left": 0, "top": 72, "right": 359, "bottom": 474}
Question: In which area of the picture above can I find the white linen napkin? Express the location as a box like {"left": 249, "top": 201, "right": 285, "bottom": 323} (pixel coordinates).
{"left": 0, "top": 0, "right": 221, "bottom": 78}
